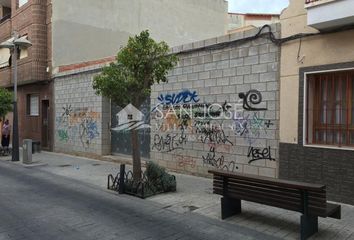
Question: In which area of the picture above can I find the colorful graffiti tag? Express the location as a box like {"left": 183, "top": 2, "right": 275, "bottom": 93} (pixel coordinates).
{"left": 151, "top": 87, "right": 277, "bottom": 174}
{"left": 157, "top": 89, "right": 200, "bottom": 105}
{"left": 56, "top": 107, "right": 100, "bottom": 148}
{"left": 233, "top": 112, "right": 273, "bottom": 145}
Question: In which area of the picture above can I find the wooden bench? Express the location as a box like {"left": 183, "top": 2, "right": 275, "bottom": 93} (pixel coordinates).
{"left": 209, "top": 169, "right": 341, "bottom": 240}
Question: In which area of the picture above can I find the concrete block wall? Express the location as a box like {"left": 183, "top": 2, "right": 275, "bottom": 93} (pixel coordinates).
{"left": 150, "top": 24, "right": 281, "bottom": 177}
{"left": 53, "top": 66, "right": 111, "bottom": 156}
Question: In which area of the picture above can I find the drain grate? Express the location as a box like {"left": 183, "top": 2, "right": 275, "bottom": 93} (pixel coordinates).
{"left": 92, "top": 163, "right": 101, "bottom": 166}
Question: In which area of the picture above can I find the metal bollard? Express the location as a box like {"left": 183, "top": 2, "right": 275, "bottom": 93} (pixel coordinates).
{"left": 118, "top": 164, "right": 125, "bottom": 194}
{"left": 22, "top": 139, "right": 32, "bottom": 164}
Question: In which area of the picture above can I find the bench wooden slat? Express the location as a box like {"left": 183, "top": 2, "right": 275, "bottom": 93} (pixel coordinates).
{"left": 214, "top": 187, "right": 326, "bottom": 211}
{"left": 214, "top": 177, "right": 310, "bottom": 197}
{"left": 213, "top": 177, "right": 326, "bottom": 201}
{"left": 214, "top": 189, "right": 302, "bottom": 212}
{"left": 213, "top": 182, "right": 303, "bottom": 206}
{"left": 209, "top": 170, "right": 325, "bottom": 191}
{"left": 213, "top": 188, "right": 327, "bottom": 216}
{"left": 209, "top": 169, "right": 341, "bottom": 240}
{"left": 213, "top": 176, "right": 327, "bottom": 197}
{"left": 213, "top": 187, "right": 302, "bottom": 211}
{"left": 213, "top": 171, "right": 329, "bottom": 216}
{"left": 210, "top": 170, "right": 339, "bottom": 218}
{"left": 214, "top": 176, "right": 303, "bottom": 195}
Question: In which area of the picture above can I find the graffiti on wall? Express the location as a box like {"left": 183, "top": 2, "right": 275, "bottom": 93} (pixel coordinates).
{"left": 239, "top": 90, "right": 267, "bottom": 111}
{"left": 154, "top": 110, "right": 193, "bottom": 132}
{"left": 247, "top": 146, "right": 275, "bottom": 164}
{"left": 79, "top": 116, "right": 100, "bottom": 148}
{"left": 157, "top": 89, "right": 200, "bottom": 106}
{"left": 56, "top": 107, "right": 100, "bottom": 148}
{"left": 202, "top": 147, "right": 238, "bottom": 172}
{"left": 151, "top": 87, "right": 277, "bottom": 173}
{"left": 62, "top": 104, "right": 73, "bottom": 117}
{"left": 58, "top": 129, "right": 69, "bottom": 142}
{"left": 152, "top": 130, "right": 187, "bottom": 153}
{"left": 175, "top": 155, "right": 197, "bottom": 169}
{"left": 196, "top": 124, "right": 233, "bottom": 146}
{"left": 234, "top": 112, "right": 273, "bottom": 145}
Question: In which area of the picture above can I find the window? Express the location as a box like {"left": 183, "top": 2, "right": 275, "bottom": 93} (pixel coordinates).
{"left": 27, "top": 94, "right": 39, "bottom": 116}
{"left": 18, "top": 35, "right": 29, "bottom": 60}
{"left": 0, "top": 48, "right": 11, "bottom": 68}
{"left": 19, "top": 47, "right": 28, "bottom": 59}
{"left": 18, "top": 0, "right": 28, "bottom": 8}
{"left": 305, "top": 70, "right": 354, "bottom": 147}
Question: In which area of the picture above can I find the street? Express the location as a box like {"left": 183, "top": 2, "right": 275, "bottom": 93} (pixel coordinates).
{"left": 0, "top": 161, "right": 277, "bottom": 240}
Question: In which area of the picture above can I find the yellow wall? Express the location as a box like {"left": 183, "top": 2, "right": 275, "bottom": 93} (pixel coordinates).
{"left": 279, "top": 0, "right": 354, "bottom": 143}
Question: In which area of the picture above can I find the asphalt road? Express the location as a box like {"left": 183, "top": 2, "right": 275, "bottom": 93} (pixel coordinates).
{"left": 0, "top": 161, "right": 278, "bottom": 240}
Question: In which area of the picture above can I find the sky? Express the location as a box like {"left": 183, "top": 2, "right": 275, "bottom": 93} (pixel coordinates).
{"left": 227, "top": 0, "right": 289, "bottom": 14}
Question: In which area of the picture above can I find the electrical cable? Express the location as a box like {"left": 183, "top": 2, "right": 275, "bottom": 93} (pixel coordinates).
{"left": 177, "top": 24, "right": 354, "bottom": 54}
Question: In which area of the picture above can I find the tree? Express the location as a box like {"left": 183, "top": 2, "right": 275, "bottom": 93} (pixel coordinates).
{"left": 0, "top": 88, "right": 13, "bottom": 120}
{"left": 93, "top": 30, "right": 177, "bottom": 180}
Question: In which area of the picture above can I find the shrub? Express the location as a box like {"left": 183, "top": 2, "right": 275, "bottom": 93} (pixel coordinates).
{"left": 145, "top": 161, "right": 176, "bottom": 192}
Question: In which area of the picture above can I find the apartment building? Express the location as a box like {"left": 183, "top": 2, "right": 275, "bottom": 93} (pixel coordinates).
{"left": 279, "top": 0, "right": 354, "bottom": 204}
{"left": 228, "top": 12, "right": 280, "bottom": 33}
{"left": 0, "top": 0, "right": 52, "bottom": 150}
{"left": 0, "top": 0, "right": 228, "bottom": 151}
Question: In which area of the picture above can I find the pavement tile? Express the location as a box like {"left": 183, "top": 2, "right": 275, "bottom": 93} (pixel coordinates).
{"left": 1, "top": 152, "right": 354, "bottom": 239}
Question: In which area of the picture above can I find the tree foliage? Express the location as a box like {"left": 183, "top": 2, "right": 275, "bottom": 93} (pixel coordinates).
{"left": 93, "top": 30, "right": 178, "bottom": 108}
{"left": 0, "top": 88, "right": 13, "bottom": 119}
{"left": 93, "top": 30, "right": 177, "bottom": 181}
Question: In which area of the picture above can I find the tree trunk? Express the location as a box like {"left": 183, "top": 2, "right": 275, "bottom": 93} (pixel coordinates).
{"left": 131, "top": 129, "right": 142, "bottom": 181}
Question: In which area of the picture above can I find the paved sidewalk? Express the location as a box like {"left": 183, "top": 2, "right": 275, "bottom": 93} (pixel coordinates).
{"left": 2, "top": 152, "right": 354, "bottom": 239}
{"left": 0, "top": 161, "right": 277, "bottom": 240}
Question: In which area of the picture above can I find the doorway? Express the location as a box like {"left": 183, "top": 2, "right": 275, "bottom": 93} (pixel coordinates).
{"left": 41, "top": 100, "right": 50, "bottom": 150}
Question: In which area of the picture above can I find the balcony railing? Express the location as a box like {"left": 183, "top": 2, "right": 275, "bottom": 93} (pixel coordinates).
{"left": 0, "top": 14, "right": 11, "bottom": 25}
{"left": 305, "top": 0, "right": 319, "bottom": 3}
{"left": 305, "top": 0, "right": 340, "bottom": 6}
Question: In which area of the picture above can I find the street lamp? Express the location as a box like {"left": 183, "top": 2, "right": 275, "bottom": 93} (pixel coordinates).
{"left": 0, "top": 33, "right": 32, "bottom": 162}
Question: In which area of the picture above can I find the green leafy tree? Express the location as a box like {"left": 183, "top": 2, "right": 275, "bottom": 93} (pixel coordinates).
{"left": 93, "top": 30, "right": 177, "bottom": 180}
{"left": 0, "top": 88, "right": 13, "bottom": 120}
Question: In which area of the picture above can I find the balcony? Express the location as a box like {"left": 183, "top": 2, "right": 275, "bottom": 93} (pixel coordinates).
{"left": 306, "top": 0, "right": 354, "bottom": 31}
{"left": 0, "top": 66, "right": 11, "bottom": 87}
{"left": 0, "top": 14, "right": 10, "bottom": 24}
{"left": 0, "top": 15, "right": 11, "bottom": 41}
{"left": 0, "top": 0, "right": 11, "bottom": 8}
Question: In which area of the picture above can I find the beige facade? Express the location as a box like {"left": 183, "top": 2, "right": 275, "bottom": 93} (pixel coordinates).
{"left": 279, "top": 0, "right": 354, "bottom": 205}
{"left": 52, "top": 0, "right": 228, "bottom": 73}
{"left": 280, "top": 0, "right": 354, "bottom": 144}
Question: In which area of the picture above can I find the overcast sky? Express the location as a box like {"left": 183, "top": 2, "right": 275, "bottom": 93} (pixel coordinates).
{"left": 227, "top": 0, "right": 289, "bottom": 14}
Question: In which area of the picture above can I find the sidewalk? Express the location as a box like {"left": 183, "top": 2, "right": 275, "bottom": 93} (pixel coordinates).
{"left": 1, "top": 151, "right": 354, "bottom": 240}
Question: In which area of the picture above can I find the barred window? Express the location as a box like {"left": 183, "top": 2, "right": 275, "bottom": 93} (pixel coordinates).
{"left": 27, "top": 94, "right": 39, "bottom": 117}
{"left": 306, "top": 70, "right": 354, "bottom": 147}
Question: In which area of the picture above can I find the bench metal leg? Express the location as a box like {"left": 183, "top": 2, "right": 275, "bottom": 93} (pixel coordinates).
{"left": 221, "top": 197, "right": 241, "bottom": 220}
{"left": 300, "top": 215, "right": 318, "bottom": 240}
